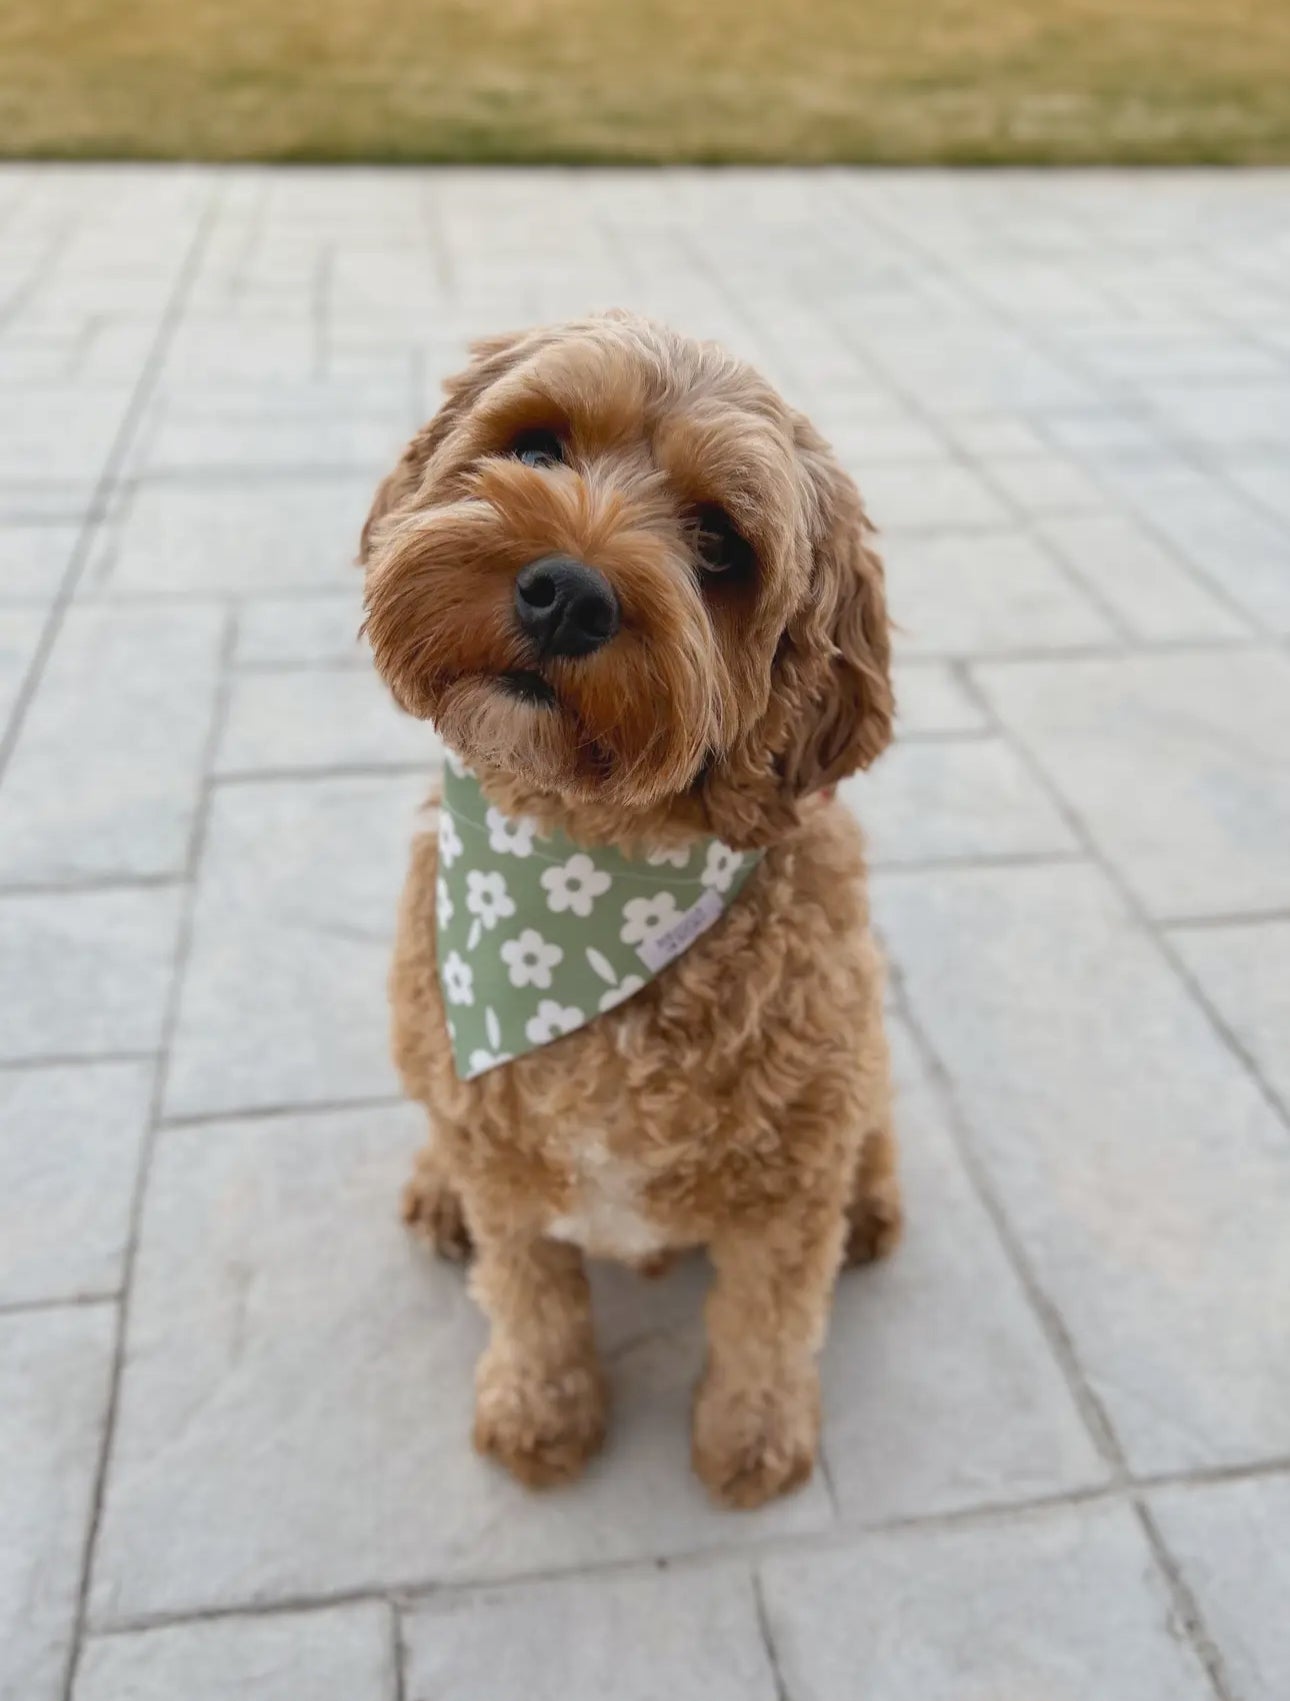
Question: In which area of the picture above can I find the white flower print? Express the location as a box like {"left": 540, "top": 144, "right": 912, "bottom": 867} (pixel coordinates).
{"left": 540, "top": 852, "right": 612, "bottom": 919}
{"left": 435, "top": 874, "right": 453, "bottom": 929}
{"left": 525, "top": 999, "right": 585, "bottom": 1045}
{"left": 438, "top": 811, "right": 464, "bottom": 869}
{"left": 486, "top": 806, "right": 537, "bottom": 859}
{"left": 620, "top": 892, "right": 681, "bottom": 947}
{"left": 599, "top": 974, "right": 645, "bottom": 1013}
{"left": 444, "top": 747, "right": 469, "bottom": 778}
{"left": 701, "top": 841, "right": 743, "bottom": 894}
{"left": 646, "top": 844, "right": 692, "bottom": 870}
{"left": 500, "top": 928, "right": 563, "bottom": 989}
{"left": 465, "top": 869, "right": 515, "bottom": 932}
{"left": 442, "top": 950, "right": 474, "bottom": 1006}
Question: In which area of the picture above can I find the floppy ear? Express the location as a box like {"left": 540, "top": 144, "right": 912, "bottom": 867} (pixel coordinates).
{"left": 357, "top": 329, "right": 532, "bottom": 565}
{"left": 696, "top": 431, "right": 893, "bottom": 847}
{"left": 775, "top": 433, "right": 893, "bottom": 796}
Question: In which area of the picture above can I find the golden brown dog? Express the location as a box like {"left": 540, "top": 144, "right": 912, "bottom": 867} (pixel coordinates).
{"left": 360, "top": 312, "right": 900, "bottom": 1508}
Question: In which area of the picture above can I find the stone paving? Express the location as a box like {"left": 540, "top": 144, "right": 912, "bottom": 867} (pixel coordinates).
{"left": 1, "top": 165, "right": 1289, "bottom": 1701}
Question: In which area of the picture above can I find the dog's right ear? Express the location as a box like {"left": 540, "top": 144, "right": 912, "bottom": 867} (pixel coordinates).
{"left": 358, "top": 329, "right": 531, "bottom": 565}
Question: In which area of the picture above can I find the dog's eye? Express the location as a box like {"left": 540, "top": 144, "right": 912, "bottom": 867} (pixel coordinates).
{"left": 509, "top": 429, "right": 565, "bottom": 469}
{"left": 693, "top": 505, "right": 755, "bottom": 581}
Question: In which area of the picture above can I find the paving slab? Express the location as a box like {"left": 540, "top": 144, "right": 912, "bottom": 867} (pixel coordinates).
{"left": 234, "top": 595, "right": 369, "bottom": 666}
{"left": 403, "top": 1570, "right": 777, "bottom": 1701}
{"left": 0, "top": 383, "right": 130, "bottom": 489}
{"left": 976, "top": 649, "right": 1290, "bottom": 918}
{"left": 1096, "top": 463, "right": 1290, "bottom": 634}
{"left": 0, "top": 886, "right": 181, "bottom": 1062}
{"left": 821, "top": 1021, "right": 1108, "bottom": 1520}
{"left": 891, "top": 660, "right": 987, "bottom": 736}
{"left": 1169, "top": 919, "right": 1290, "bottom": 1115}
{"left": 877, "top": 861, "right": 1290, "bottom": 1474}
{"left": 0, "top": 523, "right": 80, "bottom": 602}
{"left": 87, "top": 477, "right": 376, "bottom": 597}
{"left": 0, "top": 1061, "right": 153, "bottom": 1304}
{"left": 760, "top": 1503, "right": 1215, "bottom": 1701}
{"left": 1224, "top": 455, "right": 1290, "bottom": 527}
{"left": 885, "top": 530, "right": 1114, "bottom": 657}
{"left": 1034, "top": 510, "right": 1253, "bottom": 642}
{"left": 859, "top": 461, "right": 1012, "bottom": 531}
{"left": 1151, "top": 1475, "right": 1290, "bottom": 1701}
{"left": 74, "top": 1604, "right": 397, "bottom": 1701}
{"left": 0, "top": 605, "right": 44, "bottom": 738}
{"left": 216, "top": 668, "right": 441, "bottom": 775}
{"left": 0, "top": 1306, "right": 116, "bottom": 1701}
{"left": 164, "top": 773, "right": 426, "bottom": 1117}
{"left": 0, "top": 603, "right": 224, "bottom": 884}
{"left": 128, "top": 412, "right": 409, "bottom": 480}
{"left": 846, "top": 736, "right": 1076, "bottom": 866}
{"left": 976, "top": 451, "right": 1107, "bottom": 517}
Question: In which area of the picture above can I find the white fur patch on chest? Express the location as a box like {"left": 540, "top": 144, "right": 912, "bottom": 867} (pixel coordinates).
{"left": 547, "top": 1134, "right": 665, "bottom": 1261}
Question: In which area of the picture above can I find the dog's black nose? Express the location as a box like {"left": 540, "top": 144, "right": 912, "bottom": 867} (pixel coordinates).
{"left": 514, "top": 554, "right": 620, "bottom": 659}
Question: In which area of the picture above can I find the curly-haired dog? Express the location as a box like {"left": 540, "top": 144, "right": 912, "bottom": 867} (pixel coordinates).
{"left": 360, "top": 312, "right": 900, "bottom": 1508}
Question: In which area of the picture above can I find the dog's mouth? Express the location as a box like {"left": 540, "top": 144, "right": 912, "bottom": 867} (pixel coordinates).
{"left": 497, "top": 669, "right": 557, "bottom": 708}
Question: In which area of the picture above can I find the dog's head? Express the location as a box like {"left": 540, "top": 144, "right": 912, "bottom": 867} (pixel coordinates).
{"left": 361, "top": 314, "right": 891, "bottom": 845}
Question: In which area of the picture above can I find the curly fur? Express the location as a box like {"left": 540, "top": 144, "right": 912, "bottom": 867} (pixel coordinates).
{"left": 361, "top": 312, "right": 900, "bottom": 1507}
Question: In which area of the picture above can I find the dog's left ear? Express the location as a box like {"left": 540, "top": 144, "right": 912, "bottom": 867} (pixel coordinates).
{"left": 775, "top": 429, "right": 894, "bottom": 797}
{"left": 358, "top": 329, "right": 531, "bottom": 566}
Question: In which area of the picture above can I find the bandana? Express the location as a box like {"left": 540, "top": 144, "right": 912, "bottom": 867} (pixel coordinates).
{"left": 434, "top": 757, "right": 763, "bottom": 1079}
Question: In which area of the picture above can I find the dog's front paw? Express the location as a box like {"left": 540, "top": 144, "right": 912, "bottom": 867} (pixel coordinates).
{"left": 473, "top": 1345, "right": 608, "bottom": 1489}
{"left": 692, "top": 1365, "right": 820, "bottom": 1510}
{"left": 401, "top": 1156, "right": 472, "bottom": 1263}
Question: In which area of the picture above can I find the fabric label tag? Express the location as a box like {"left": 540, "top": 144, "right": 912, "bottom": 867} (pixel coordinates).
{"left": 634, "top": 887, "right": 727, "bottom": 972}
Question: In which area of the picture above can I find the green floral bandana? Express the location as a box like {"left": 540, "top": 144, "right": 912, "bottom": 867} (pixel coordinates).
{"left": 434, "top": 756, "right": 763, "bottom": 1079}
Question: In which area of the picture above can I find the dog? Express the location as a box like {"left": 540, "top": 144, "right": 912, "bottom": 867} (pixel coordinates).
{"left": 359, "top": 311, "right": 900, "bottom": 1509}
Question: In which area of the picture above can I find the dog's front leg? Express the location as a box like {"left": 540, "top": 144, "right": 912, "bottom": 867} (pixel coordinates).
{"left": 693, "top": 1192, "right": 847, "bottom": 1509}
{"left": 468, "top": 1222, "right": 608, "bottom": 1489}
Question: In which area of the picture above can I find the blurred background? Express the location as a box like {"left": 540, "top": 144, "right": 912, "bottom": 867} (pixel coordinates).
{"left": 3, "top": 9, "right": 1290, "bottom": 1701}
{"left": 3, "top": 0, "right": 1289, "bottom": 164}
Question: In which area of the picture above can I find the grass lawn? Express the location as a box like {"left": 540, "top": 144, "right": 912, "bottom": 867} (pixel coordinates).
{"left": 3, "top": 0, "right": 1289, "bottom": 165}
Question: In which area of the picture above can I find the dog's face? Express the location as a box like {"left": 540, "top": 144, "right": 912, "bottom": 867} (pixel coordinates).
{"left": 361, "top": 314, "right": 891, "bottom": 843}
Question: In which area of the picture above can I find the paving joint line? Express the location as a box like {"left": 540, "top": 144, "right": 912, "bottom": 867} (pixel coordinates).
{"left": 157, "top": 1090, "right": 407, "bottom": 1131}
{"left": 391, "top": 1602, "right": 409, "bottom": 1701}
{"left": 0, "top": 873, "right": 185, "bottom": 900}
{"left": 56, "top": 173, "right": 228, "bottom": 1701}
{"left": 885, "top": 964, "right": 1128, "bottom": 1478}
{"left": 1161, "top": 905, "right": 1290, "bottom": 932}
{"left": 873, "top": 849, "right": 1085, "bottom": 876}
{"left": 183, "top": 607, "right": 238, "bottom": 880}
{"left": 0, "top": 1292, "right": 118, "bottom": 1319}
{"left": 751, "top": 1570, "right": 791, "bottom": 1701}
{"left": 211, "top": 761, "right": 434, "bottom": 787}
{"left": 85, "top": 1452, "right": 1290, "bottom": 1642}
{"left": 0, "top": 1049, "right": 159, "bottom": 1072}
{"left": 1133, "top": 1500, "right": 1237, "bottom": 1701}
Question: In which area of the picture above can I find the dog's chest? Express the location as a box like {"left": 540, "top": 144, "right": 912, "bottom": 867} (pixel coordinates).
{"left": 546, "top": 1131, "right": 666, "bottom": 1261}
